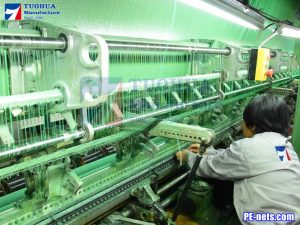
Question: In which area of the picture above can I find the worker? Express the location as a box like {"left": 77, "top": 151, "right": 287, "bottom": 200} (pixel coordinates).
{"left": 176, "top": 95, "right": 300, "bottom": 225}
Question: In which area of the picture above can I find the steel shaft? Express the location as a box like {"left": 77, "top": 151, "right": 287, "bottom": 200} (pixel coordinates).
{"left": 0, "top": 36, "right": 66, "bottom": 50}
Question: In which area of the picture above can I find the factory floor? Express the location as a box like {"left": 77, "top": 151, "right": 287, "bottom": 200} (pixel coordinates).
{"left": 168, "top": 206, "right": 241, "bottom": 225}
{"left": 174, "top": 213, "right": 241, "bottom": 225}
{"left": 175, "top": 215, "right": 199, "bottom": 225}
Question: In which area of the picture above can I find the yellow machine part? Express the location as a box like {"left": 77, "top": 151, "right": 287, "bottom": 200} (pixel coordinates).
{"left": 255, "top": 48, "right": 270, "bottom": 81}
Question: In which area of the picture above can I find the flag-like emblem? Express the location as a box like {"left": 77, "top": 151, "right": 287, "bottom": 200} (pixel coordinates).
{"left": 5, "top": 4, "right": 22, "bottom": 20}
{"left": 275, "top": 146, "right": 291, "bottom": 161}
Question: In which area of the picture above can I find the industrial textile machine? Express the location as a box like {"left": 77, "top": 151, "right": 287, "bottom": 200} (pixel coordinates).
{"left": 0, "top": 20, "right": 299, "bottom": 225}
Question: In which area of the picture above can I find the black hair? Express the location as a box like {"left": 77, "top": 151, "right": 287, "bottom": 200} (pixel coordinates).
{"left": 243, "top": 95, "right": 290, "bottom": 137}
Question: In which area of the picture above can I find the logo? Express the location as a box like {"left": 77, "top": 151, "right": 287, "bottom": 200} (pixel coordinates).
{"left": 275, "top": 146, "right": 291, "bottom": 161}
{"left": 5, "top": 3, "right": 22, "bottom": 20}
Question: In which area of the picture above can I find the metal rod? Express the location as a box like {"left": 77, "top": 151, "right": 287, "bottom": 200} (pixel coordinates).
{"left": 157, "top": 172, "right": 189, "bottom": 195}
{"left": 224, "top": 77, "right": 292, "bottom": 97}
{"left": 225, "top": 81, "right": 272, "bottom": 96}
{"left": 94, "top": 95, "right": 220, "bottom": 132}
{"left": 0, "top": 36, "right": 66, "bottom": 50}
{"left": 0, "top": 36, "right": 230, "bottom": 54}
{"left": 119, "top": 73, "right": 221, "bottom": 91}
{"left": 0, "top": 130, "right": 84, "bottom": 158}
{"left": 161, "top": 192, "right": 178, "bottom": 209}
{"left": 107, "top": 41, "right": 231, "bottom": 55}
{"left": 0, "top": 89, "right": 63, "bottom": 109}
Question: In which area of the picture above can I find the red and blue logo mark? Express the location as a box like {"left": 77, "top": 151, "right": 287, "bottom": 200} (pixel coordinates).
{"left": 275, "top": 146, "right": 291, "bottom": 161}
{"left": 5, "top": 3, "right": 22, "bottom": 20}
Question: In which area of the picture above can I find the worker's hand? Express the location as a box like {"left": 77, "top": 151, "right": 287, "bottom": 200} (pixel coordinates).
{"left": 176, "top": 150, "right": 189, "bottom": 162}
{"left": 189, "top": 143, "right": 200, "bottom": 153}
{"left": 176, "top": 143, "right": 202, "bottom": 163}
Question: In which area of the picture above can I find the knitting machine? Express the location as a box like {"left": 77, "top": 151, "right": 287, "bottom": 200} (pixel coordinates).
{"left": 0, "top": 19, "right": 298, "bottom": 225}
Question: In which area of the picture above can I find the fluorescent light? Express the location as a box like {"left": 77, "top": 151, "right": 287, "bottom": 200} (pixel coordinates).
{"left": 280, "top": 25, "right": 300, "bottom": 39}
{"left": 178, "top": 0, "right": 262, "bottom": 30}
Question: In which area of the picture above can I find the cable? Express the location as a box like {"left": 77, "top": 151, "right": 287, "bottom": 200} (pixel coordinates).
{"left": 171, "top": 153, "right": 202, "bottom": 222}
{"left": 264, "top": 23, "right": 277, "bottom": 30}
{"left": 244, "top": 3, "right": 300, "bottom": 29}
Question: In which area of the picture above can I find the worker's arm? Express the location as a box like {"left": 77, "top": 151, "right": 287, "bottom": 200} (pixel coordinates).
{"left": 185, "top": 140, "right": 251, "bottom": 180}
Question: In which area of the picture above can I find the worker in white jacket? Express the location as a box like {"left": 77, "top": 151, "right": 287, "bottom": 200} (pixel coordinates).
{"left": 176, "top": 95, "right": 300, "bottom": 225}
